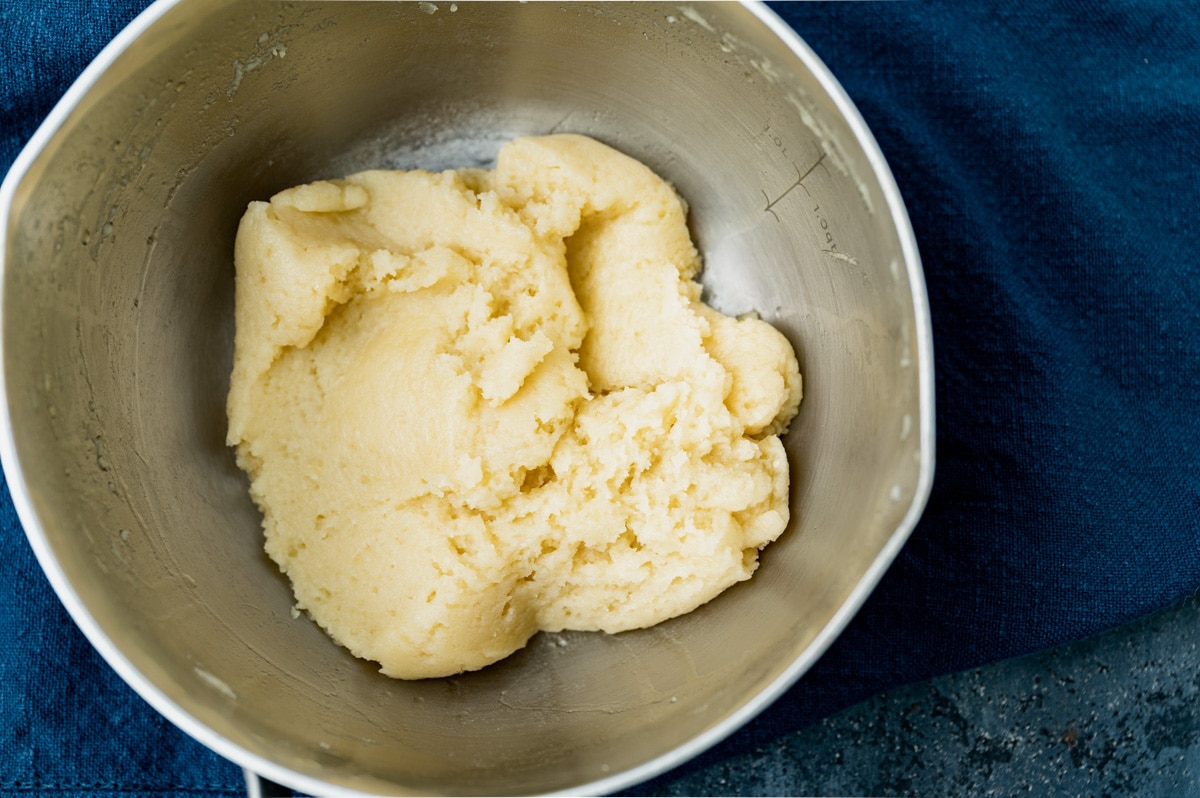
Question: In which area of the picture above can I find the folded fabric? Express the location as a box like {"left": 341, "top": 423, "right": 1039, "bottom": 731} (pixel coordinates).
{"left": 2, "top": 1, "right": 1197, "bottom": 795}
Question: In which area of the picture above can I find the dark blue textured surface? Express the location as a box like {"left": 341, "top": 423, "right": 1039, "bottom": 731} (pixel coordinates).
{"left": 3, "top": 1, "right": 1199, "bottom": 795}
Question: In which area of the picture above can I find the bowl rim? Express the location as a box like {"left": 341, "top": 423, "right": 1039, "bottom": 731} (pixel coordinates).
{"left": 0, "top": 1, "right": 935, "bottom": 795}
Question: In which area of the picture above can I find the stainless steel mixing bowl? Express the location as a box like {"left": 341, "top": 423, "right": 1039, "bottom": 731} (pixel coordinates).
{"left": 0, "top": 1, "right": 934, "bottom": 795}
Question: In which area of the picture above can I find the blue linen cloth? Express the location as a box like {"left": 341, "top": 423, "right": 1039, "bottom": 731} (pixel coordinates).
{"left": 3, "top": 1, "right": 1198, "bottom": 795}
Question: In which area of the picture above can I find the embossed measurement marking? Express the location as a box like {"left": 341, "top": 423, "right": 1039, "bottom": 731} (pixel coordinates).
{"left": 762, "top": 149, "right": 827, "bottom": 222}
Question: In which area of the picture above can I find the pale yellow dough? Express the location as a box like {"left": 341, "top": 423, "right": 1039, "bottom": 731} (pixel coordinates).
{"left": 227, "top": 134, "right": 801, "bottom": 679}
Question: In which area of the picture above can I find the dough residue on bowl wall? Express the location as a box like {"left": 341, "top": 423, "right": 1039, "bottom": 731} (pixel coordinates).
{"left": 226, "top": 134, "right": 801, "bottom": 679}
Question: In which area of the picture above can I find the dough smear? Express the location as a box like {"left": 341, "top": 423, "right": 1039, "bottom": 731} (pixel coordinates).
{"left": 227, "top": 134, "right": 801, "bottom": 678}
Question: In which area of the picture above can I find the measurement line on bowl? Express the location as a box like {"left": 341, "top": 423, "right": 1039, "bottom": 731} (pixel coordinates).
{"left": 762, "top": 150, "right": 826, "bottom": 222}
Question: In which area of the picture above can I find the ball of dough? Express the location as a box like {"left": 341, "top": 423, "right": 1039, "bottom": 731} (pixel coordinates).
{"left": 227, "top": 134, "right": 801, "bottom": 679}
